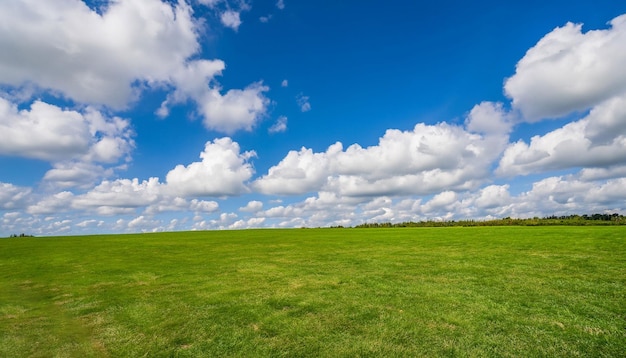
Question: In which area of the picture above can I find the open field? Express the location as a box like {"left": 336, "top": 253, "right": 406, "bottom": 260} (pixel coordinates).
{"left": 1, "top": 227, "right": 624, "bottom": 357}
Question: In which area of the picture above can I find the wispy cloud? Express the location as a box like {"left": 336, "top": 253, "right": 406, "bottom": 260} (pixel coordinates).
{"left": 296, "top": 93, "right": 311, "bottom": 112}
{"left": 269, "top": 116, "right": 288, "bottom": 133}
{"left": 220, "top": 10, "right": 242, "bottom": 31}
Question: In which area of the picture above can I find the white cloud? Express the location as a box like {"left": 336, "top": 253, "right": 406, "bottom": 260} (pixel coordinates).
{"left": 240, "top": 200, "right": 263, "bottom": 212}
{"left": 296, "top": 93, "right": 311, "bottom": 112}
{"left": 193, "top": 212, "right": 239, "bottom": 230}
{"left": 585, "top": 177, "right": 626, "bottom": 206}
{"left": 189, "top": 199, "right": 220, "bottom": 212}
{"left": 0, "top": 183, "right": 31, "bottom": 210}
{"left": 505, "top": 14, "right": 626, "bottom": 120}
{"left": 166, "top": 137, "right": 256, "bottom": 197}
{"left": 197, "top": 0, "right": 252, "bottom": 31}
{"left": 230, "top": 217, "right": 266, "bottom": 229}
{"left": 255, "top": 121, "right": 508, "bottom": 197}
{"left": 76, "top": 219, "right": 104, "bottom": 228}
{"left": 584, "top": 94, "right": 626, "bottom": 145}
{"left": 497, "top": 94, "right": 626, "bottom": 176}
{"left": 142, "top": 197, "right": 215, "bottom": 216}
{"left": 276, "top": 0, "right": 285, "bottom": 10}
{"left": 127, "top": 215, "right": 161, "bottom": 231}
{"left": 197, "top": 0, "right": 222, "bottom": 7}
{"left": 72, "top": 178, "right": 162, "bottom": 214}
{"left": 156, "top": 59, "right": 226, "bottom": 116}
{"left": 0, "top": 97, "right": 134, "bottom": 187}
{"left": 261, "top": 205, "right": 291, "bottom": 218}
{"left": 281, "top": 79, "right": 288, "bottom": 87}
{"left": 2, "top": 212, "right": 24, "bottom": 230}
{"left": 511, "top": 176, "right": 626, "bottom": 216}
{"left": 156, "top": 60, "right": 270, "bottom": 134}
{"left": 0, "top": 0, "right": 200, "bottom": 109}
{"left": 0, "top": 98, "right": 89, "bottom": 161}
{"left": 199, "top": 83, "right": 270, "bottom": 133}
{"left": 248, "top": 172, "right": 626, "bottom": 228}
{"left": 252, "top": 194, "right": 394, "bottom": 228}
{"left": 269, "top": 116, "right": 288, "bottom": 133}
{"left": 27, "top": 191, "right": 74, "bottom": 215}
{"left": 49, "top": 219, "right": 73, "bottom": 233}
{"left": 473, "top": 185, "right": 512, "bottom": 209}
{"left": 578, "top": 165, "right": 626, "bottom": 182}
{"left": 253, "top": 145, "right": 335, "bottom": 195}
{"left": 143, "top": 196, "right": 189, "bottom": 215}
{"left": 43, "top": 162, "right": 113, "bottom": 189}
{"left": 8, "top": 173, "right": 626, "bottom": 235}
{"left": 220, "top": 10, "right": 242, "bottom": 30}
{"left": 0, "top": 0, "right": 269, "bottom": 135}
{"left": 23, "top": 137, "right": 252, "bottom": 222}
{"left": 465, "top": 102, "right": 513, "bottom": 135}
{"left": 420, "top": 191, "right": 459, "bottom": 217}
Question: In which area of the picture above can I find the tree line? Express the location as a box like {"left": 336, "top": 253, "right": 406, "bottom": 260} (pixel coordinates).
{"left": 353, "top": 213, "right": 626, "bottom": 228}
{"left": 7, "top": 233, "right": 34, "bottom": 238}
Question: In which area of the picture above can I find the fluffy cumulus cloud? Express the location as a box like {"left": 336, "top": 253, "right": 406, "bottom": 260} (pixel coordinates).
{"left": 473, "top": 185, "right": 512, "bottom": 210}
{"left": 27, "top": 189, "right": 216, "bottom": 228}
{"left": 220, "top": 10, "right": 242, "bottom": 30}
{"left": 511, "top": 176, "right": 626, "bottom": 216}
{"left": 498, "top": 94, "right": 626, "bottom": 176}
{"left": 499, "top": 14, "right": 626, "bottom": 181}
{"left": 230, "top": 217, "right": 266, "bottom": 229}
{"left": 0, "top": 183, "right": 31, "bottom": 210}
{"left": 24, "top": 136, "right": 255, "bottom": 215}
{"left": 254, "top": 118, "right": 509, "bottom": 197}
{"left": 0, "top": 97, "right": 134, "bottom": 188}
{"left": 505, "top": 14, "right": 626, "bottom": 120}
{"left": 71, "top": 178, "right": 163, "bottom": 216}
{"left": 156, "top": 59, "right": 226, "bottom": 115}
{"left": 166, "top": 137, "right": 256, "bottom": 197}
{"left": 0, "top": 99, "right": 88, "bottom": 161}
{"left": 0, "top": 98, "right": 133, "bottom": 163}
{"left": 578, "top": 165, "right": 626, "bottom": 182}
{"left": 240, "top": 200, "right": 263, "bottom": 212}
{"left": 127, "top": 215, "right": 161, "bottom": 231}
{"left": 0, "top": 0, "right": 269, "bottom": 134}
{"left": 46, "top": 137, "right": 253, "bottom": 214}
{"left": 198, "top": 83, "right": 270, "bottom": 133}
{"left": 27, "top": 191, "right": 75, "bottom": 215}
{"left": 253, "top": 145, "right": 335, "bottom": 195}
{"left": 43, "top": 162, "right": 114, "bottom": 189}
{"left": 11, "top": 136, "right": 258, "bottom": 234}
{"left": 0, "top": 0, "right": 199, "bottom": 108}
{"left": 241, "top": 173, "right": 625, "bottom": 229}
{"left": 192, "top": 212, "right": 240, "bottom": 230}
{"left": 158, "top": 60, "right": 270, "bottom": 133}
{"left": 189, "top": 199, "right": 220, "bottom": 213}
{"left": 465, "top": 101, "right": 513, "bottom": 135}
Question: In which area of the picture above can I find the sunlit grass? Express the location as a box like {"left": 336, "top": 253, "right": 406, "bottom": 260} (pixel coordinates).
{"left": 1, "top": 227, "right": 624, "bottom": 356}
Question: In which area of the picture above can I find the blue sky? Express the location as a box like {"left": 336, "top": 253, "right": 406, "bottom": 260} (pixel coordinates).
{"left": 1, "top": 0, "right": 626, "bottom": 235}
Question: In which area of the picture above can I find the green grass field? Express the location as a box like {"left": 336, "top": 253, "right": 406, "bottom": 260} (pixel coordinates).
{"left": 1, "top": 227, "right": 624, "bottom": 357}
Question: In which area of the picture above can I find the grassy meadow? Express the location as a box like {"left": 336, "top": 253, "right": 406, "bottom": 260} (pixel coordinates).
{"left": 1, "top": 227, "right": 624, "bottom": 357}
